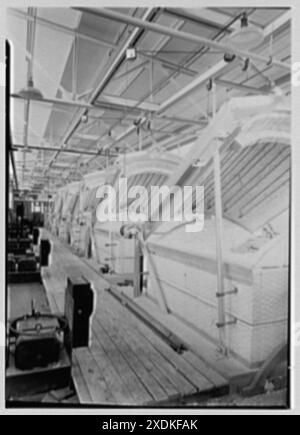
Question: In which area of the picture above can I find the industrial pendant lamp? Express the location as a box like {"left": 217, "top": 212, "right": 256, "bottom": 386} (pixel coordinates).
{"left": 19, "top": 76, "right": 43, "bottom": 100}
{"left": 227, "top": 13, "right": 264, "bottom": 50}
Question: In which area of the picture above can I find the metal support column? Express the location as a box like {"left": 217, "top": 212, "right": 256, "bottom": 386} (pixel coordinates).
{"left": 211, "top": 82, "right": 227, "bottom": 355}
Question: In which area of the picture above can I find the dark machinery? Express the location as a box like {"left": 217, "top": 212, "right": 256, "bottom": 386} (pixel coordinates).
{"left": 7, "top": 276, "right": 94, "bottom": 374}
{"left": 8, "top": 253, "right": 40, "bottom": 284}
{"left": 8, "top": 219, "right": 34, "bottom": 256}
{"left": 8, "top": 237, "right": 33, "bottom": 256}
{"left": 8, "top": 303, "right": 68, "bottom": 371}
{"left": 8, "top": 217, "right": 40, "bottom": 257}
{"left": 8, "top": 239, "right": 51, "bottom": 284}
{"left": 8, "top": 223, "right": 32, "bottom": 240}
{"left": 6, "top": 268, "right": 93, "bottom": 399}
{"left": 6, "top": 301, "right": 72, "bottom": 399}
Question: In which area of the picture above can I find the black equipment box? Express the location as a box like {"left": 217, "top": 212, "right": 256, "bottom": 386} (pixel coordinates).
{"left": 64, "top": 276, "right": 94, "bottom": 350}
{"left": 33, "top": 227, "right": 40, "bottom": 245}
{"left": 40, "top": 239, "right": 51, "bottom": 266}
{"left": 18, "top": 258, "right": 37, "bottom": 272}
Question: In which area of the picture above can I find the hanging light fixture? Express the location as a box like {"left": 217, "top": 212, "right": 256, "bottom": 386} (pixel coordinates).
{"left": 227, "top": 13, "right": 264, "bottom": 51}
{"left": 19, "top": 9, "right": 43, "bottom": 101}
{"left": 19, "top": 76, "right": 44, "bottom": 100}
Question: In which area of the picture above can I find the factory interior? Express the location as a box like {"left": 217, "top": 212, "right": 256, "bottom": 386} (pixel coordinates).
{"left": 6, "top": 6, "right": 291, "bottom": 407}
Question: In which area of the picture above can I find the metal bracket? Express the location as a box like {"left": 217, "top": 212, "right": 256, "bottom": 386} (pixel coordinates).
{"left": 242, "top": 58, "right": 250, "bottom": 72}
{"left": 206, "top": 78, "right": 213, "bottom": 91}
{"left": 216, "top": 317, "right": 237, "bottom": 328}
{"left": 267, "top": 55, "right": 273, "bottom": 66}
{"left": 216, "top": 287, "right": 238, "bottom": 298}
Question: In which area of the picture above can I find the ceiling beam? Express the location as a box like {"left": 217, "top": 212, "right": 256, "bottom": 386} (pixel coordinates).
{"left": 12, "top": 92, "right": 161, "bottom": 122}
{"left": 96, "top": 94, "right": 160, "bottom": 112}
{"left": 141, "top": 53, "right": 282, "bottom": 96}
{"left": 91, "top": 60, "right": 234, "bottom": 152}
{"left": 215, "top": 78, "right": 271, "bottom": 95}
{"left": 74, "top": 133, "right": 99, "bottom": 141}
{"left": 139, "top": 52, "right": 197, "bottom": 77}
{"left": 263, "top": 9, "right": 291, "bottom": 37}
{"left": 205, "top": 7, "right": 263, "bottom": 29}
{"left": 12, "top": 90, "right": 161, "bottom": 116}
{"left": 45, "top": 7, "right": 156, "bottom": 170}
{"left": 11, "top": 93, "right": 100, "bottom": 111}
{"left": 158, "top": 59, "right": 232, "bottom": 112}
{"left": 160, "top": 115, "right": 207, "bottom": 126}
{"left": 75, "top": 8, "right": 290, "bottom": 71}
{"left": 91, "top": 8, "right": 290, "bottom": 154}
{"left": 162, "top": 8, "right": 233, "bottom": 33}
{"left": 111, "top": 60, "right": 149, "bottom": 81}
{"left": 12, "top": 143, "right": 118, "bottom": 157}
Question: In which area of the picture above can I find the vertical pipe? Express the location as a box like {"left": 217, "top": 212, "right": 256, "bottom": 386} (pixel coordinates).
{"left": 133, "top": 237, "right": 142, "bottom": 297}
{"left": 105, "top": 151, "right": 113, "bottom": 271}
{"left": 150, "top": 55, "right": 154, "bottom": 103}
{"left": 212, "top": 81, "right": 227, "bottom": 355}
{"left": 72, "top": 35, "right": 77, "bottom": 100}
{"left": 138, "top": 127, "right": 142, "bottom": 151}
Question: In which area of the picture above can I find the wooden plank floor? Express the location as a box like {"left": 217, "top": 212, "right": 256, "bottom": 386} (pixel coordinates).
{"left": 41, "top": 229, "right": 228, "bottom": 406}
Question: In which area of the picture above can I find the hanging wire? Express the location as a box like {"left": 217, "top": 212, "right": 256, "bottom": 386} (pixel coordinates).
{"left": 29, "top": 8, "right": 37, "bottom": 80}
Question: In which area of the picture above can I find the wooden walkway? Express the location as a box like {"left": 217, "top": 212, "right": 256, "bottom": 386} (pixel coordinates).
{"left": 41, "top": 230, "right": 228, "bottom": 406}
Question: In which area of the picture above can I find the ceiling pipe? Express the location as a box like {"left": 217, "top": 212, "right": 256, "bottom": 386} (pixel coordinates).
{"left": 215, "top": 78, "right": 271, "bottom": 95}
{"left": 12, "top": 143, "right": 118, "bottom": 157}
{"left": 75, "top": 7, "right": 290, "bottom": 71}
{"left": 163, "top": 8, "right": 234, "bottom": 33}
{"left": 86, "top": 9, "right": 291, "bottom": 159}
{"left": 11, "top": 93, "right": 100, "bottom": 110}
{"left": 11, "top": 92, "right": 161, "bottom": 119}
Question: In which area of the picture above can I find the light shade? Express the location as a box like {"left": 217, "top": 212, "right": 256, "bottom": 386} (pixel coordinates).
{"left": 227, "top": 14, "right": 264, "bottom": 50}
{"left": 19, "top": 77, "right": 43, "bottom": 100}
